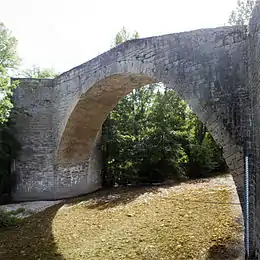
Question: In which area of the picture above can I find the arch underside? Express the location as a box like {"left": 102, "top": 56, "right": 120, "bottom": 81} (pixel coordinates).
{"left": 56, "top": 74, "right": 244, "bottom": 202}
{"left": 56, "top": 74, "right": 154, "bottom": 164}
{"left": 52, "top": 25, "right": 247, "bottom": 203}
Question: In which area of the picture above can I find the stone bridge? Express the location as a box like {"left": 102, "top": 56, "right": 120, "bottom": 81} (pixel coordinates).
{"left": 9, "top": 4, "right": 260, "bottom": 259}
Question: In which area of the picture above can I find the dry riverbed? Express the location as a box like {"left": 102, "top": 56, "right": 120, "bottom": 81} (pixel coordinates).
{"left": 0, "top": 174, "right": 244, "bottom": 260}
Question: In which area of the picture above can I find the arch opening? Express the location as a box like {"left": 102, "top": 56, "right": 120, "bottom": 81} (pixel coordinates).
{"left": 55, "top": 72, "right": 244, "bottom": 208}
{"left": 56, "top": 74, "right": 155, "bottom": 164}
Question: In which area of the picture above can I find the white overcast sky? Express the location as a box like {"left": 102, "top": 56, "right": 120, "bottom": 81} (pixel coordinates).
{"left": 0, "top": 0, "right": 237, "bottom": 73}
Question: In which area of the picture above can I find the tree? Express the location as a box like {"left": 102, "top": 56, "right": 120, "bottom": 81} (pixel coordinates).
{"left": 0, "top": 23, "right": 20, "bottom": 69}
{"left": 0, "top": 22, "right": 20, "bottom": 200}
{"left": 0, "top": 67, "right": 17, "bottom": 123}
{"left": 102, "top": 27, "right": 141, "bottom": 186}
{"left": 183, "top": 111, "right": 226, "bottom": 179}
{"left": 102, "top": 27, "right": 227, "bottom": 187}
{"left": 20, "top": 65, "right": 58, "bottom": 79}
{"left": 0, "top": 23, "right": 20, "bottom": 124}
{"left": 113, "top": 27, "right": 139, "bottom": 46}
{"left": 0, "top": 24, "right": 58, "bottom": 200}
{"left": 228, "top": 0, "right": 255, "bottom": 25}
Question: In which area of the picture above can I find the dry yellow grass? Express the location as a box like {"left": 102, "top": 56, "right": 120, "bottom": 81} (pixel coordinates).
{"left": 0, "top": 175, "right": 243, "bottom": 260}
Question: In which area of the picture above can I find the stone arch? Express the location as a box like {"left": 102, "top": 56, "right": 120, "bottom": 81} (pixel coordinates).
{"left": 53, "top": 26, "right": 246, "bottom": 201}
{"left": 56, "top": 74, "right": 154, "bottom": 164}
{"left": 10, "top": 25, "right": 248, "bottom": 202}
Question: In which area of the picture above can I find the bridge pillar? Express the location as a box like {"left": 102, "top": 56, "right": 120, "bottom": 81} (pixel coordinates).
{"left": 248, "top": 2, "right": 260, "bottom": 258}
{"left": 10, "top": 78, "right": 102, "bottom": 201}
{"left": 10, "top": 78, "right": 56, "bottom": 201}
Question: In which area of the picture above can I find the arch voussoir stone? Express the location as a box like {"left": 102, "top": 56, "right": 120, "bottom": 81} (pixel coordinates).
{"left": 11, "top": 25, "right": 247, "bottom": 205}
{"left": 13, "top": 2, "right": 260, "bottom": 254}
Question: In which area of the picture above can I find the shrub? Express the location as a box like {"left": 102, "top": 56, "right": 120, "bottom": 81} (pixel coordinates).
{"left": 0, "top": 208, "right": 23, "bottom": 228}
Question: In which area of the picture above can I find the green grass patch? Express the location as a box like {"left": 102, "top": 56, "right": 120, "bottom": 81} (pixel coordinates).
{"left": 0, "top": 208, "right": 24, "bottom": 228}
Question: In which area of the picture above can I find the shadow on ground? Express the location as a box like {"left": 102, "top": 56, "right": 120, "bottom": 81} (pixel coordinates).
{"left": 0, "top": 184, "right": 172, "bottom": 260}
{"left": 65, "top": 177, "right": 213, "bottom": 211}
{"left": 66, "top": 182, "right": 184, "bottom": 210}
{"left": 0, "top": 203, "right": 65, "bottom": 260}
{"left": 205, "top": 238, "right": 244, "bottom": 260}
{"left": 0, "top": 175, "right": 242, "bottom": 260}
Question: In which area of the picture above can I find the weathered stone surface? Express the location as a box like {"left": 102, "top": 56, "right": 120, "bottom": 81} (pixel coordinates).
{"left": 11, "top": 26, "right": 248, "bottom": 204}
{"left": 248, "top": 2, "right": 260, "bottom": 258}
{"left": 12, "top": 1, "right": 260, "bottom": 254}
{"left": 16, "top": 11, "right": 260, "bottom": 257}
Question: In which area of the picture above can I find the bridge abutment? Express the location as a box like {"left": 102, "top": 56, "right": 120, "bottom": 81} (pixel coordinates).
{"left": 9, "top": 24, "right": 252, "bottom": 259}
{"left": 247, "top": 2, "right": 260, "bottom": 258}
{"left": 10, "top": 79, "right": 102, "bottom": 201}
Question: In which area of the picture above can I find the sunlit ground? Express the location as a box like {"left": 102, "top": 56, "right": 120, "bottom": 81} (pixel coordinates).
{"left": 0, "top": 174, "right": 244, "bottom": 260}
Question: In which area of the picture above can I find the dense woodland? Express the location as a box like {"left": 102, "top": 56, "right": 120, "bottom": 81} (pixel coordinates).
{"left": 103, "top": 29, "right": 227, "bottom": 185}
{"left": 101, "top": 83, "right": 227, "bottom": 186}
{"left": 0, "top": 0, "right": 255, "bottom": 198}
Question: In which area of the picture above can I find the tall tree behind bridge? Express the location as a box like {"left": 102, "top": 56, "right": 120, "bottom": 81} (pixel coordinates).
{"left": 102, "top": 27, "right": 141, "bottom": 186}
{"left": 0, "top": 23, "right": 20, "bottom": 123}
{"left": 19, "top": 65, "right": 58, "bottom": 79}
{"left": 0, "top": 23, "right": 20, "bottom": 69}
{"left": 0, "top": 22, "right": 20, "bottom": 200}
{"left": 0, "top": 24, "right": 57, "bottom": 199}
{"left": 101, "top": 27, "right": 226, "bottom": 186}
{"left": 228, "top": 0, "right": 255, "bottom": 25}
{"left": 113, "top": 27, "right": 139, "bottom": 46}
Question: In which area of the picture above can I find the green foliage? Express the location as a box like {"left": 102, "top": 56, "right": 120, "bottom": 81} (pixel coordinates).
{"left": 0, "top": 22, "right": 58, "bottom": 199}
{"left": 0, "top": 66, "right": 19, "bottom": 123}
{"left": 102, "top": 85, "right": 226, "bottom": 185}
{"left": 0, "top": 22, "right": 20, "bottom": 123}
{"left": 0, "top": 23, "right": 20, "bottom": 69}
{"left": 0, "top": 94, "right": 20, "bottom": 198}
{"left": 0, "top": 23, "right": 20, "bottom": 124}
{"left": 10, "top": 207, "right": 25, "bottom": 215}
{"left": 113, "top": 27, "right": 139, "bottom": 47}
{"left": 175, "top": 107, "right": 226, "bottom": 178}
{"left": 0, "top": 22, "right": 21, "bottom": 199}
{"left": 228, "top": 0, "right": 255, "bottom": 25}
{"left": 20, "top": 65, "right": 58, "bottom": 79}
{"left": 184, "top": 113, "right": 226, "bottom": 179}
{"left": 0, "top": 208, "right": 22, "bottom": 228}
{"left": 0, "top": 119, "right": 21, "bottom": 196}
{"left": 101, "top": 28, "right": 226, "bottom": 186}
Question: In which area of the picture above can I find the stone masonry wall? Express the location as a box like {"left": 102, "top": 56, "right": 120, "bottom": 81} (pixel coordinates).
{"left": 11, "top": 79, "right": 102, "bottom": 200}
{"left": 53, "top": 26, "right": 247, "bottom": 205}
{"left": 11, "top": 25, "right": 249, "bottom": 212}
{"left": 248, "top": 2, "right": 260, "bottom": 258}
{"left": 11, "top": 79, "right": 56, "bottom": 200}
